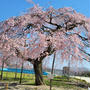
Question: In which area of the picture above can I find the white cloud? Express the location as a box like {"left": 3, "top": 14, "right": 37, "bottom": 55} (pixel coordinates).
{"left": 26, "top": 0, "right": 34, "bottom": 4}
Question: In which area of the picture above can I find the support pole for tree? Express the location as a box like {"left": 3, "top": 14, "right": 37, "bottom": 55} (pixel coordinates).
{"left": 0, "top": 60, "right": 4, "bottom": 80}
{"left": 14, "top": 63, "right": 17, "bottom": 80}
{"left": 68, "top": 59, "right": 70, "bottom": 80}
{"left": 19, "top": 62, "right": 23, "bottom": 84}
{"left": 50, "top": 52, "right": 56, "bottom": 90}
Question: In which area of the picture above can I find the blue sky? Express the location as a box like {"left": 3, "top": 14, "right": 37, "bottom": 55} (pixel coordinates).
{"left": 0, "top": 0, "right": 90, "bottom": 21}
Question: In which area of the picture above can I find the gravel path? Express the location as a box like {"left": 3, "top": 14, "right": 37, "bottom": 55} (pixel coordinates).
{"left": 0, "top": 85, "right": 87, "bottom": 90}
{"left": 72, "top": 76, "right": 90, "bottom": 83}
{"left": 0, "top": 85, "right": 68, "bottom": 90}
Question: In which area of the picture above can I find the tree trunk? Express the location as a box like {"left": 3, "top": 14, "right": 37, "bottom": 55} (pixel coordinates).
{"left": 33, "top": 60, "right": 43, "bottom": 85}
{"left": 0, "top": 60, "right": 4, "bottom": 80}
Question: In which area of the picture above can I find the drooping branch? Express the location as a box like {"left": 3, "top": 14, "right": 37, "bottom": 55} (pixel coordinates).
{"left": 79, "top": 48, "right": 90, "bottom": 56}
{"left": 83, "top": 58, "right": 90, "bottom": 62}
{"left": 15, "top": 48, "right": 32, "bottom": 61}
{"left": 77, "top": 34, "right": 88, "bottom": 41}
{"left": 78, "top": 47, "right": 90, "bottom": 62}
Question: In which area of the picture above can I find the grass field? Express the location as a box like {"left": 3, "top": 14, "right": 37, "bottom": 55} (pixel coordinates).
{"left": 0, "top": 71, "right": 89, "bottom": 90}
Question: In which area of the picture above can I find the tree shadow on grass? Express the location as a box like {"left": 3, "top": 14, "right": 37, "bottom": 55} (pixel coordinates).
{"left": 19, "top": 83, "right": 35, "bottom": 86}
{"left": 0, "top": 82, "right": 18, "bottom": 86}
{"left": 3, "top": 77, "right": 20, "bottom": 81}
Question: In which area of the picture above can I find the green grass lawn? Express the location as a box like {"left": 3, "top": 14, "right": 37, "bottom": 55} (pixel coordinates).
{"left": 0, "top": 71, "right": 89, "bottom": 90}
{"left": 0, "top": 71, "right": 35, "bottom": 85}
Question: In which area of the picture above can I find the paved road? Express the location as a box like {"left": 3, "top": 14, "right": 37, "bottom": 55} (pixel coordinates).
{"left": 71, "top": 76, "right": 90, "bottom": 83}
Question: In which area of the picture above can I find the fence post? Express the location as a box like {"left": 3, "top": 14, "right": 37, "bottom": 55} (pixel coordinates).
{"left": 5, "top": 83, "right": 8, "bottom": 90}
